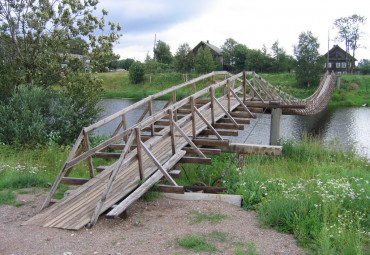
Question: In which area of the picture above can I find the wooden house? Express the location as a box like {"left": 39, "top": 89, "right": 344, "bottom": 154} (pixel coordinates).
{"left": 192, "top": 40, "right": 223, "bottom": 64}
{"left": 324, "top": 45, "right": 356, "bottom": 74}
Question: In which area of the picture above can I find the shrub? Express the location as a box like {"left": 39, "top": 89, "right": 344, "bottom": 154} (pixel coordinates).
{"left": 129, "top": 61, "right": 145, "bottom": 84}
{"left": 0, "top": 80, "right": 102, "bottom": 145}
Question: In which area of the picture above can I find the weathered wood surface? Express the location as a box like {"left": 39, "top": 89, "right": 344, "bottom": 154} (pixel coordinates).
{"left": 24, "top": 96, "right": 242, "bottom": 230}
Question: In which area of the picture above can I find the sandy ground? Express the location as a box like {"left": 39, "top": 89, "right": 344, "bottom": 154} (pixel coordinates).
{"left": 0, "top": 189, "right": 303, "bottom": 255}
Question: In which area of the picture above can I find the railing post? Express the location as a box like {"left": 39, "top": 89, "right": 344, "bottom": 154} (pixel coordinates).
{"left": 122, "top": 114, "right": 127, "bottom": 143}
{"left": 210, "top": 87, "right": 215, "bottom": 125}
{"left": 135, "top": 128, "right": 144, "bottom": 180}
{"left": 243, "top": 72, "right": 246, "bottom": 102}
{"left": 148, "top": 100, "right": 154, "bottom": 136}
{"left": 83, "top": 130, "right": 95, "bottom": 178}
{"left": 172, "top": 91, "right": 178, "bottom": 121}
{"left": 227, "top": 80, "right": 231, "bottom": 113}
{"left": 168, "top": 109, "right": 176, "bottom": 155}
{"left": 190, "top": 96, "right": 196, "bottom": 139}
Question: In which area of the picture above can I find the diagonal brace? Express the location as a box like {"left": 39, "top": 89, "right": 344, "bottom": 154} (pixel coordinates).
{"left": 194, "top": 107, "right": 223, "bottom": 140}
{"left": 212, "top": 96, "right": 239, "bottom": 128}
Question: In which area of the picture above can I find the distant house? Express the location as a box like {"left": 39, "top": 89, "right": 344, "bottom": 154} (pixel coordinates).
{"left": 192, "top": 40, "right": 224, "bottom": 65}
{"left": 323, "top": 45, "right": 356, "bottom": 74}
{"left": 61, "top": 53, "right": 90, "bottom": 70}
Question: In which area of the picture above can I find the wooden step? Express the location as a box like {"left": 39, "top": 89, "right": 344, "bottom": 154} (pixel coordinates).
{"left": 200, "top": 129, "right": 238, "bottom": 136}
{"left": 178, "top": 157, "right": 212, "bottom": 165}
{"left": 213, "top": 123, "right": 244, "bottom": 130}
{"left": 192, "top": 138, "right": 229, "bottom": 147}
{"left": 218, "top": 118, "right": 250, "bottom": 124}
{"left": 183, "top": 147, "right": 221, "bottom": 156}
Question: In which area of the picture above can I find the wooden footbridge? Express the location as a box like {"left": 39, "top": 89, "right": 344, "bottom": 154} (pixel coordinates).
{"left": 24, "top": 71, "right": 336, "bottom": 230}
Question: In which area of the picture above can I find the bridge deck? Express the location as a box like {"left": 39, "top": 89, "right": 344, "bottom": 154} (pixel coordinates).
{"left": 25, "top": 97, "right": 240, "bottom": 230}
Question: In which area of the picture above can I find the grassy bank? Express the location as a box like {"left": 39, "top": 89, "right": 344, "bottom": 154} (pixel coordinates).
{"left": 98, "top": 71, "right": 369, "bottom": 106}
{"left": 1, "top": 137, "right": 368, "bottom": 254}
{"left": 177, "top": 138, "right": 369, "bottom": 254}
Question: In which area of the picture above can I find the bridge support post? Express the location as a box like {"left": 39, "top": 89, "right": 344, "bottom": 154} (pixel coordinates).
{"left": 270, "top": 108, "right": 282, "bottom": 146}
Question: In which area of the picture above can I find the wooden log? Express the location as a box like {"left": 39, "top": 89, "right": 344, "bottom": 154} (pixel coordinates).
{"left": 172, "top": 121, "right": 206, "bottom": 158}
{"left": 135, "top": 128, "right": 144, "bottom": 180}
{"left": 184, "top": 147, "right": 221, "bottom": 156}
{"left": 194, "top": 107, "right": 223, "bottom": 140}
{"left": 156, "top": 185, "right": 184, "bottom": 194}
{"left": 162, "top": 193, "right": 242, "bottom": 207}
{"left": 179, "top": 157, "right": 212, "bottom": 165}
{"left": 213, "top": 123, "right": 244, "bottom": 130}
{"left": 142, "top": 127, "right": 164, "bottom": 132}
{"left": 95, "top": 152, "right": 121, "bottom": 159}
{"left": 200, "top": 129, "right": 238, "bottom": 136}
{"left": 169, "top": 170, "right": 182, "bottom": 178}
{"left": 61, "top": 177, "right": 90, "bottom": 185}
{"left": 106, "top": 150, "right": 186, "bottom": 218}
{"left": 221, "top": 143, "right": 282, "bottom": 156}
{"left": 192, "top": 138, "right": 229, "bottom": 147}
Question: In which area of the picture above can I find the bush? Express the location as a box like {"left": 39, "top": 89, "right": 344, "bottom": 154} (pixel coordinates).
{"left": 0, "top": 79, "right": 102, "bottom": 145}
{"left": 129, "top": 61, "right": 145, "bottom": 84}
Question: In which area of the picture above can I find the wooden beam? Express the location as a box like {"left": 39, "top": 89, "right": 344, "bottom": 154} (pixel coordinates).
{"left": 184, "top": 186, "right": 227, "bottom": 193}
{"left": 169, "top": 170, "right": 182, "bottom": 178}
{"left": 142, "top": 127, "right": 164, "bottom": 132}
{"left": 61, "top": 177, "right": 89, "bottom": 185}
{"left": 96, "top": 166, "right": 107, "bottom": 173}
{"left": 221, "top": 143, "right": 282, "bottom": 156}
{"left": 106, "top": 150, "right": 186, "bottom": 218}
{"left": 172, "top": 121, "right": 206, "bottom": 158}
{"left": 154, "top": 120, "right": 170, "bottom": 126}
{"left": 135, "top": 128, "right": 144, "bottom": 180}
{"left": 179, "top": 157, "right": 212, "bottom": 165}
{"left": 213, "top": 123, "right": 244, "bottom": 130}
{"left": 192, "top": 138, "right": 229, "bottom": 147}
{"left": 156, "top": 185, "right": 184, "bottom": 194}
{"left": 218, "top": 118, "right": 250, "bottom": 125}
{"left": 95, "top": 152, "right": 121, "bottom": 159}
{"left": 230, "top": 112, "right": 254, "bottom": 118}
{"left": 184, "top": 147, "right": 221, "bottom": 156}
{"left": 200, "top": 129, "right": 238, "bottom": 136}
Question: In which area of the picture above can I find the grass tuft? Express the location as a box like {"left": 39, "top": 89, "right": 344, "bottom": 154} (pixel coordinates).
{"left": 189, "top": 209, "right": 228, "bottom": 225}
{"left": 176, "top": 233, "right": 218, "bottom": 252}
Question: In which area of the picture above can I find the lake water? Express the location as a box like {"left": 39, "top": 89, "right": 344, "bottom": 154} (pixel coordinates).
{"left": 96, "top": 99, "right": 370, "bottom": 159}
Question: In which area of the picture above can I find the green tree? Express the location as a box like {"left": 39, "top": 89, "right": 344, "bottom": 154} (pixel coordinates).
{"left": 154, "top": 40, "right": 173, "bottom": 64}
{"left": 358, "top": 59, "right": 370, "bottom": 75}
{"left": 271, "top": 40, "right": 291, "bottom": 72}
{"left": 0, "top": 0, "right": 121, "bottom": 99}
{"left": 195, "top": 47, "right": 215, "bottom": 74}
{"left": 129, "top": 61, "right": 145, "bottom": 84}
{"left": 294, "top": 31, "right": 324, "bottom": 87}
{"left": 174, "top": 43, "right": 194, "bottom": 73}
{"left": 233, "top": 44, "right": 249, "bottom": 72}
{"left": 221, "top": 38, "right": 238, "bottom": 71}
{"left": 334, "top": 14, "right": 366, "bottom": 73}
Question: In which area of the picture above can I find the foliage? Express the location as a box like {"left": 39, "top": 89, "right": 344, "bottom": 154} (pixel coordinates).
{"left": 221, "top": 38, "right": 238, "bottom": 72}
{"left": 0, "top": 81, "right": 102, "bottom": 145}
{"left": 270, "top": 40, "right": 295, "bottom": 73}
{"left": 109, "top": 58, "right": 135, "bottom": 70}
{"left": 129, "top": 61, "right": 145, "bottom": 84}
{"left": 294, "top": 31, "right": 324, "bottom": 87}
{"left": 154, "top": 40, "right": 173, "bottom": 64}
{"left": 333, "top": 14, "right": 367, "bottom": 73}
{"left": 0, "top": 0, "right": 121, "bottom": 101}
{"left": 358, "top": 59, "right": 370, "bottom": 75}
{"left": 176, "top": 234, "right": 218, "bottom": 252}
{"left": 179, "top": 137, "right": 369, "bottom": 254}
{"left": 174, "top": 43, "right": 194, "bottom": 73}
{"left": 195, "top": 47, "right": 216, "bottom": 74}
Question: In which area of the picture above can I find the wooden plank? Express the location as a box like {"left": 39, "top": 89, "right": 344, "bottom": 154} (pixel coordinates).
{"left": 184, "top": 147, "right": 221, "bottom": 156}
{"left": 179, "top": 157, "right": 212, "bottom": 165}
{"left": 194, "top": 107, "right": 223, "bottom": 140}
{"left": 177, "top": 108, "right": 192, "bottom": 114}
{"left": 135, "top": 128, "right": 144, "bottom": 180}
{"left": 200, "top": 129, "right": 238, "bottom": 136}
{"left": 156, "top": 185, "right": 184, "bottom": 194}
{"left": 172, "top": 121, "right": 206, "bottom": 158}
{"left": 221, "top": 143, "right": 282, "bottom": 156}
{"left": 218, "top": 118, "right": 250, "bottom": 124}
{"left": 192, "top": 139, "right": 229, "bottom": 147}
{"left": 162, "top": 193, "right": 242, "bottom": 207}
{"left": 230, "top": 112, "right": 254, "bottom": 118}
{"left": 95, "top": 152, "right": 121, "bottom": 159}
{"left": 61, "top": 177, "right": 89, "bottom": 185}
{"left": 106, "top": 150, "right": 186, "bottom": 218}
{"left": 142, "top": 127, "right": 164, "bottom": 132}
{"left": 184, "top": 186, "right": 227, "bottom": 193}
{"left": 213, "top": 123, "right": 244, "bottom": 130}
{"left": 96, "top": 166, "right": 107, "bottom": 173}
{"left": 155, "top": 120, "right": 170, "bottom": 126}
{"left": 169, "top": 170, "right": 182, "bottom": 178}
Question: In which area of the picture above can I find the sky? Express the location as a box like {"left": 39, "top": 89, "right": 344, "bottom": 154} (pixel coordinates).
{"left": 98, "top": 0, "right": 370, "bottom": 62}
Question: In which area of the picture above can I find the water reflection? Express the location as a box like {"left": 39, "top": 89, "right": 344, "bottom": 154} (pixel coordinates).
{"left": 96, "top": 99, "right": 370, "bottom": 159}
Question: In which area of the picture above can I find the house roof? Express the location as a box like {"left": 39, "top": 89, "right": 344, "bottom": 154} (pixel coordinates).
{"left": 193, "top": 41, "right": 223, "bottom": 56}
{"left": 324, "top": 45, "right": 357, "bottom": 61}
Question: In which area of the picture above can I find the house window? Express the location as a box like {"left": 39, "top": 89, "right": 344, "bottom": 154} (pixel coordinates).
{"left": 337, "top": 71, "right": 341, "bottom": 74}
{"left": 341, "top": 62, "right": 346, "bottom": 68}
{"left": 336, "top": 63, "right": 341, "bottom": 68}
{"left": 328, "top": 62, "right": 332, "bottom": 68}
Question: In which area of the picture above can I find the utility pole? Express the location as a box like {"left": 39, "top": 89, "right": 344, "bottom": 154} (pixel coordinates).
{"left": 153, "top": 34, "right": 156, "bottom": 62}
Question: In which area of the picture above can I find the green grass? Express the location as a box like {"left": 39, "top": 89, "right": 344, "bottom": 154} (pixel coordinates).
{"left": 176, "top": 233, "right": 218, "bottom": 252}
{"left": 179, "top": 137, "right": 369, "bottom": 254}
{"left": 189, "top": 209, "right": 228, "bottom": 225}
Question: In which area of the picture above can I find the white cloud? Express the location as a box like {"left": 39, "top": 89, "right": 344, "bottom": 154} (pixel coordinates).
{"left": 105, "top": 0, "right": 370, "bottom": 61}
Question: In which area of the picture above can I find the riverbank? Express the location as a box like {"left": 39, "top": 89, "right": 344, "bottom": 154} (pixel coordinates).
{"left": 98, "top": 71, "right": 370, "bottom": 106}
{"left": 0, "top": 138, "right": 368, "bottom": 254}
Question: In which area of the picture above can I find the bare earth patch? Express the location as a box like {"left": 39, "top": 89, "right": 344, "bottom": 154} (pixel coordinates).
{"left": 0, "top": 190, "right": 303, "bottom": 255}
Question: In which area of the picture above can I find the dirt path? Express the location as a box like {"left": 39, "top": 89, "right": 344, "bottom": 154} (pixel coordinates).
{"left": 0, "top": 190, "right": 303, "bottom": 255}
